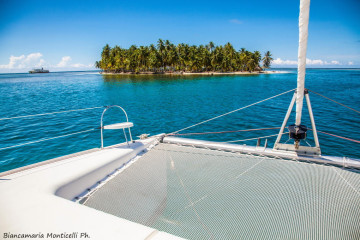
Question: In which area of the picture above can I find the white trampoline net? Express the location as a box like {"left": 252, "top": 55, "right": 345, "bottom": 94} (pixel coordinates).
{"left": 83, "top": 143, "right": 360, "bottom": 240}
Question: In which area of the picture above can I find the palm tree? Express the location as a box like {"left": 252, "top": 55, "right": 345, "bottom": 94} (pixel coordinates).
{"left": 202, "top": 46, "right": 211, "bottom": 71}
{"left": 211, "top": 46, "right": 224, "bottom": 71}
{"left": 262, "top": 51, "right": 273, "bottom": 69}
{"left": 253, "top": 51, "right": 262, "bottom": 70}
{"left": 224, "top": 43, "right": 236, "bottom": 71}
{"left": 149, "top": 44, "right": 161, "bottom": 72}
{"left": 206, "top": 41, "right": 215, "bottom": 53}
{"left": 157, "top": 39, "right": 165, "bottom": 70}
{"left": 237, "top": 51, "right": 246, "bottom": 71}
{"left": 247, "top": 58, "right": 256, "bottom": 72}
{"left": 100, "top": 44, "right": 111, "bottom": 71}
{"left": 95, "top": 61, "right": 100, "bottom": 69}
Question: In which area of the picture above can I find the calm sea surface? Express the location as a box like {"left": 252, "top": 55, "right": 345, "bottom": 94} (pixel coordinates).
{"left": 0, "top": 69, "right": 359, "bottom": 172}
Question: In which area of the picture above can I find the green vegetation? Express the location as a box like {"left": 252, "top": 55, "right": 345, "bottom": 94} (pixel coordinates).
{"left": 262, "top": 51, "right": 274, "bottom": 69}
{"left": 96, "top": 39, "right": 273, "bottom": 73}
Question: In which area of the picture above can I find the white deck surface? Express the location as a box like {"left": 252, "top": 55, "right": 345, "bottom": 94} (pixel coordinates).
{"left": 0, "top": 136, "right": 184, "bottom": 240}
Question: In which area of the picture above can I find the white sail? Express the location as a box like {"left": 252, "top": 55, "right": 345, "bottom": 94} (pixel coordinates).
{"left": 295, "top": 0, "right": 310, "bottom": 125}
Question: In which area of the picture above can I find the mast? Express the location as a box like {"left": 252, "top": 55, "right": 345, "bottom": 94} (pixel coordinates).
{"left": 295, "top": 0, "right": 310, "bottom": 125}
{"left": 274, "top": 0, "right": 320, "bottom": 155}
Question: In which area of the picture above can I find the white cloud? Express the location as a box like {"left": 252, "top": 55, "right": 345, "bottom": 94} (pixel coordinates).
{"left": 0, "top": 53, "right": 46, "bottom": 69}
{"left": 71, "top": 63, "right": 85, "bottom": 68}
{"left": 272, "top": 58, "right": 297, "bottom": 65}
{"left": 57, "top": 56, "right": 72, "bottom": 67}
{"left": 348, "top": 61, "right": 354, "bottom": 65}
{"left": 71, "top": 63, "right": 93, "bottom": 68}
{"left": 56, "top": 56, "right": 93, "bottom": 68}
{"left": 272, "top": 58, "right": 346, "bottom": 66}
{"left": 229, "top": 19, "right": 242, "bottom": 24}
{"left": 306, "top": 59, "right": 340, "bottom": 65}
{"left": 306, "top": 58, "right": 324, "bottom": 65}
{"left": 6, "top": 55, "right": 25, "bottom": 68}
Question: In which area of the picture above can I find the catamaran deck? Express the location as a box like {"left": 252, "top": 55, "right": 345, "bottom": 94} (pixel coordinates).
{"left": 82, "top": 143, "right": 360, "bottom": 240}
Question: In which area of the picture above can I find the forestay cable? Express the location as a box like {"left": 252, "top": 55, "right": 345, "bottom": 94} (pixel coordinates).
{"left": 170, "top": 88, "right": 295, "bottom": 135}
{"left": 0, "top": 106, "right": 104, "bottom": 121}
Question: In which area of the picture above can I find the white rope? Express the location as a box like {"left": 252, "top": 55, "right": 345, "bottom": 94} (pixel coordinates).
{"left": 0, "top": 106, "right": 104, "bottom": 121}
{"left": 170, "top": 88, "right": 295, "bottom": 134}
{"left": 226, "top": 132, "right": 289, "bottom": 143}
{"left": 0, "top": 128, "right": 97, "bottom": 151}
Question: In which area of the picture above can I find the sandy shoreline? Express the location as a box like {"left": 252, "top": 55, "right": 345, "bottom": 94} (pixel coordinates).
{"left": 100, "top": 70, "right": 286, "bottom": 76}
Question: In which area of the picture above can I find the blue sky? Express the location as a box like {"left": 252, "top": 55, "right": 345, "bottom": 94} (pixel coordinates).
{"left": 0, "top": 0, "right": 359, "bottom": 72}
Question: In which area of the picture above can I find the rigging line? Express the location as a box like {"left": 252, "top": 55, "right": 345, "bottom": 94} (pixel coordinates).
{"left": 0, "top": 106, "right": 105, "bottom": 121}
{"left": 307, "top": 89, "right": 360, "bottom": 114}
{"left": 0, "top": 128, "right": 97, "bottom": 151}
{"left": 314, "top": 129, "right": 360, "bottom": 144}
{"left": 226, "top": 132, "right": 288, "bottom": 143}
{"left": 170, "top": 88, "right": 296, "bottom": 135}
{"left": 168, "top": 127, "right": 281, "bottom": 136}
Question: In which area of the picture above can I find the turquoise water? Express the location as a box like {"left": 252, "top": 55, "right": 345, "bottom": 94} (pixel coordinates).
{"left": 0, "top": 69, "right": 359, "bottom": 172}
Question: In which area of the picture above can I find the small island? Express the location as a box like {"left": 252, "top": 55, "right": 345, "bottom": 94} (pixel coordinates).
{"left": 96, "top": 39, "right": 274, "bottom": 75}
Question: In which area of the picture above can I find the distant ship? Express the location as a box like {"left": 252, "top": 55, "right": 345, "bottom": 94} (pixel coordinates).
{"left": 29, "top": 67, "right": 49, "bottom": 73}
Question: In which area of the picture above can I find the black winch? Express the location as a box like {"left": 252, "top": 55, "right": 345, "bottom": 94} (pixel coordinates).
{"left": 288, "top": 124, "right": 307, "bottom": 140}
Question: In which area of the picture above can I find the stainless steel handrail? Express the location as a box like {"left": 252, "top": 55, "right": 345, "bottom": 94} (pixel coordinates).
{"left": 100, "top": 105, "right": 133, "bottom": 149}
